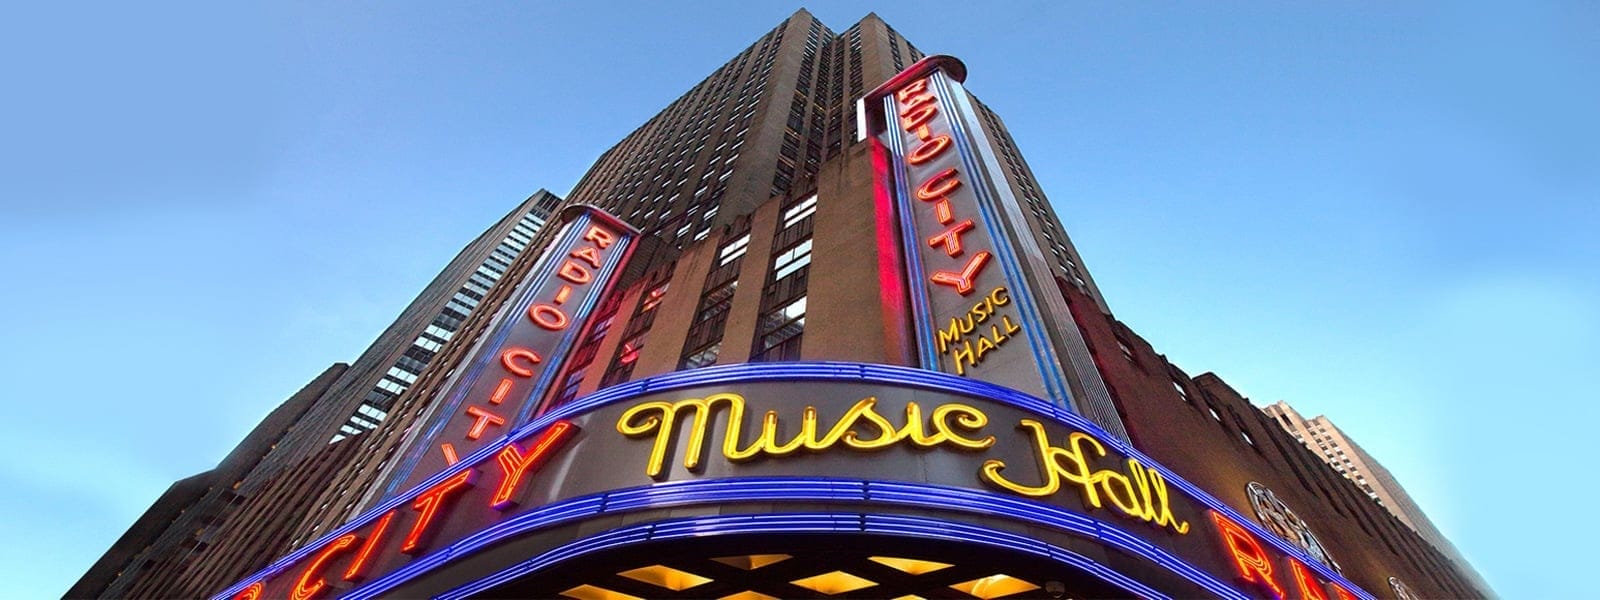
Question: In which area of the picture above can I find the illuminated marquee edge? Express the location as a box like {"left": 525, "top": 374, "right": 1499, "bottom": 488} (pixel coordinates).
{"left": 214, "top": 361, "right": 1377, "bottom": 600}
{"left": 435, "top": 512, "right": 1182, "bottom": 600}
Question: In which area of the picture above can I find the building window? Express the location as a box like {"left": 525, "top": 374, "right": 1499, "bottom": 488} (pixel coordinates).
{"left": 782, "top": 194, "right": 817, "bottom": 228}
{"left": 681, "top": 342, "right": 721, "bottom": 369}
{"left": 771, "top": 239, "right": 812, "bottom": 280}
{"left": 719, "top": 233, "right": 750, "bottom": 265}
{"left": 752, "top": 296, "right": 805, "bottom": 362}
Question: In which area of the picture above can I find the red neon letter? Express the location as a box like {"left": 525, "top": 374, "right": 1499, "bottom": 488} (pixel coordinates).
{"left": 915, "top": 167, "right": 962, "bottom": 201}
{"left": 233, "top": 581, "right": 264, "bottom": 600}
{"left": 529, "top": 304, "right": 569, "bottom": 330}
{"left": 491, "top": 421, "right": 577, "bottom": 510}
{"left": 489, "top": 377, "right": 514, "bottom": 405}
{"left": 343, "top": 511, "right": 396, "bottom": 582}
{"left": 1210, "top": 511, "right": 1285, "bottom": 600}
{"left": 1290, "top": 560, "right": 1330, "bottom": 600}
{"left": 907, "top": 136, "right": 951, "bottom": 165}
{"left": 291, "top": 534, "right": 358, "bottom": 600}
{"left": 1331, "top": 585, "right": 1360, "bottom": 600}
{"left": 464, "top": 405, "right": 506, "bottom": 440}
{"left": 895, "top": 79, "right": 928, "bottom": 102}
{"left": 402, "top": 469, "right": 477, "bottom": 554}
{"left": 557, "top": 260, "right": 592, "bottom": 284}
{"left": 570, "top": 246, "right": 602, "bottom": 268}
{"left": 583, "top": 226, "right": 616, "bottom": 249}
{"left": 500, "top": 348, "right": 541, "bottom": 377}
{"left": 929, "top": 251, "right": 991, "bottom": 296}
{"left": 927, "top": 219, "right": 976, "bottom": 257}
{"left": 440, "top": 442, "right": 459, "bottom": 465}
{"left": 900, "top": 103, "right": 938, "bottom": 131}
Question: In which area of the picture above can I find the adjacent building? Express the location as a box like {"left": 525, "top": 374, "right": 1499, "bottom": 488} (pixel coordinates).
{"left": 69, "top": 191, "right": 561, "bottom": 599}
{"left": 79, "top": 10, "right": 1488, "bottom": 600}
{"left": 1264, "top": 400, "right": 1489, "bottom": 594}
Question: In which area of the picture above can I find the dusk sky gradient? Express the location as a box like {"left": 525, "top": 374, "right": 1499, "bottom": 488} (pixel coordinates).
{"left": 2, "top": 2, "right": 1595, "bottom": 597}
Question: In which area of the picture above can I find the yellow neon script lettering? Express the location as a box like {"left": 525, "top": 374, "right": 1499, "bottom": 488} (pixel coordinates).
{"left": 616, "top": 394, "right": 995, "bottom": 478}
{"left": 980, "top": 419, "right": 1189, "bottom": 534}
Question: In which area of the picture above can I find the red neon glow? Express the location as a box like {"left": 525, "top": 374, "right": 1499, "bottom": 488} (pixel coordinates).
{"left": 1210, "top": 511, "right": 1285, "bottom": 600}
{"left": 934, "top": 200, "right": 954, "bottom": 224}
{"left": 907, "top": 136, "right": 951, "bottom": 165}
{"left": 529, "top": 304, "right": 569, "bottom": 330}
{"left": 895, "top": 78, "right": 929, "bottom": 102}
{"left": 570, "top": 246, "right": 602, "bottom": 268}
{"left": 641, "top": 287, "right": 666, "bottom": 311}
{"left": 900, "top": 87, "right": 936, "bottom": 110}
{"left": 869, "top": 137, "right": 913, "bottom": 366}
{"left": 915, "top": 167, "right": 962, "bottom": 201}
{"left": 464, "top": 405, "right": 506, "bottom": 440}
{"left": 583, "top": 225, "right": 616, "bottom": 249}
{"left": 900, "top": 104, "right": 938, "bottom": 131}
{"left": 440, "top": 443, "right": 459, "bottom": 465}
{"left": 927, "top": 219, "right": 976, "bottom": 257}
{"left": 291, "top": 533, "right": 358, "bottom": 600}
{"left": 554, "top": 285, "right": 572, "bottom": 304}
{"left": 1331, "top": 585, "right": 1360, "bottom": 600}
{"left": 500, "top": 348, "right": 541, "bottom": 377}
{"left": 929, "top": 251, "right": 991, "bottom": 296}
{"left": 343, "top": 511, "right": 396, "bottom": 582}
{"left": 557, "top": 260, "right": 592, "bottom": 284}
{"left": 402, "top": 469, "right": 477, "bottom": 554}
{"left": 233, "top": 581, "right": 263, "bottom": 600}
{"left": 913, "top": 124, "right": 933, "bottom": 141}
{"left": 490, "top": 420, "right": 577, "bottom": 510}
{"left": 1290, "top": 560, "right": 1330, "bottom": 600}
{"left": 489, "top": 378, "right": 514, "bottom": 405}
{"left": 619, "top": 341, "right": 639, "bottom": 364}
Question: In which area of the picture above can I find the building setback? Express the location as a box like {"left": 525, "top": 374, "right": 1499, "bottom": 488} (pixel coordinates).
{"left": 79, "top": 9, "right": 1488, "bottom": 600}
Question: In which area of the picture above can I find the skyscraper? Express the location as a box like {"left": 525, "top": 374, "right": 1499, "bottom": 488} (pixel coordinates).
{"left": 70, "top": 191, "right": 560, "bottom": 599}
{"left": 82, "top": 10, "right": 1487, "bottom": 600}
{"left": 1263, "top": 400, "right": 1489, "bottom": 593}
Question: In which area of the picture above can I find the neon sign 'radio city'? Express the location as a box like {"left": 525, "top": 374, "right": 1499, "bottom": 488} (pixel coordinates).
{"left": 386, "top": 206, "right": 638, "bottom": 495}
{"left": 876, "top": 60, "right": 1075, "bottom": 407}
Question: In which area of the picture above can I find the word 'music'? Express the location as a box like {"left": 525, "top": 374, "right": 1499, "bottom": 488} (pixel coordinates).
{"left": 617, "top": 394, "right": 995, "bottom": 478}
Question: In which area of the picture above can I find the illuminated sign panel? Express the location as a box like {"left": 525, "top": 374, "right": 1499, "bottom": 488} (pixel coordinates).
{"left": 385, "top": 206, "right": 637, "bottom": 494}
{"left": 219, "top": 364, "right": 1376, "bottom": 600}
{"left": 874, "top": 63, "right": 1074, "bottom": 408}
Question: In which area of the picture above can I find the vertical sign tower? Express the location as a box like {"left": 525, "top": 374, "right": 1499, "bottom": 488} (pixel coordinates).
{"left": 383, "top": 206, "right": 639, "bottom": 494}
{"left": 867, "top": 56, "right": 1130, "bottom": 441}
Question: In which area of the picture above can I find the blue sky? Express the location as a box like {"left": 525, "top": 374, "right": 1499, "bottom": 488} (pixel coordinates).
{"left": 2, "top": 2, "right": 1594, "bottom": 597}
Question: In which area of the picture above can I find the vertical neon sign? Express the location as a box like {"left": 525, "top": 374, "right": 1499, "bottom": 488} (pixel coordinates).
{"left": 384, "top": 205, "right": 637, "bottom": 495}
{"left": 871, "top": 58, "right": 1073, "bottom": 408}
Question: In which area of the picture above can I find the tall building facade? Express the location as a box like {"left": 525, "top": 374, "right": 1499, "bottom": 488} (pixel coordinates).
{"left": 70, "top": 191, "right": 560, "bottom": 599}
{"left": 82, "top": 10, "right": 1488, "bottom": 600}
{"left": 1262, "top": 402, "right": 1429, "bottom": 532}
{"left": 1263, "top": 400, "right": 1488, "bottom": 593}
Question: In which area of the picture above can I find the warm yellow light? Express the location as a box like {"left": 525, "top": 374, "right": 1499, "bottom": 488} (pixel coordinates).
{"left": 868, "top": 556, "right": 954, "bottom": 575}
{"left": 949, "top": 574, "right": 1041, "bottom": 599}
{"left": 890, "top": 596, "right": 929, "bottom": 600}
{"left": 790, "top": 571, "right": 878, "bottom": 595}
{"left": 616, "top": 565, "right": 713, "bottom": 591}
{"left": 560, "top": 584, "right": 642, "bottom": 600}
{"left": 710, "top": 554, "right": 793, "bottom": 570}
{"left": 719, "top": 592, "right": 780, "bottom": 600}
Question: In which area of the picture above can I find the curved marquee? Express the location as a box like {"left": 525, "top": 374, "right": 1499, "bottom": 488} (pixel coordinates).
{"left": 217, "top": 362, "right": 1376, "bottom": 600}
